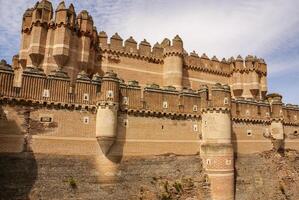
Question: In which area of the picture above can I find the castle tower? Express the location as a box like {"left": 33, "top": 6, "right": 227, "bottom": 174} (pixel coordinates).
{"left": 52, "top": 1, "right": 73, "bottom": 73}
{"left": 77, "top": 10, "right": 94, "bottom": 72}
{"left": 96, "top": 71, "right": 120, "bottom": 182}
{"left": 162, "top": 35, "right": 184, "bottom": 90}
{"left": 231, "top": 55, "right": 243, "bottom": 98}
{"left": 27, "top": 0, "right": 53, "bottom": 71}
{"left": 267, "top": 93, "right": 284, "bottom": 148}
{"left": 259, "top": 59, "right": 268, "bottom": 99}
{"left": 19, "top": 8, "right": 34, "bottom": 69}
{"left": 245, "top": 55, "right": 260, "bottom": 99}
{"left": 200, "top": 83, "right": 234, "bottom": 200}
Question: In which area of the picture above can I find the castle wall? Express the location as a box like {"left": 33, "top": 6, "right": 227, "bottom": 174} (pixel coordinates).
{"left": 183, "top": 68, "right": 229, "bottom": 89}
{"left": 102, "top": 54, "right": 163, "bottom": 87}
{"left": 112, "top": 114, "right": 201, "bottom": 156}
{"left": 232, "top": 121, "right": 273, "bottom": 154}
{"left": 284, "top": 125, "right": 299, "bottom": 150}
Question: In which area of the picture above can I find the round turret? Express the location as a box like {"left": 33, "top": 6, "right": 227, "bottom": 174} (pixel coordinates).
{"left": 77, "top": 10, "right": 94, "bottom": 34}
{"left": 198, "top": 85, "right": 209, "bottom": 109}
{"left": 99, "top": 71, "right": 120, "bottom": 103}
{"left": 32, "top": 0, "right": 53, "bottom": 23}
{"left": 210, "top": 83, "right": 231, "bottom": 109}
{"left": 267, "top": 93, "right": 284, "bottom": 141}
{"left": 162, "top": 35, "right": 184, "bottom": 90}
{"left": 53, "top": 1, "right": 73, "bottom": 71}
{"left": 200, "top": 83, "right": 234, "bottom": 200}
{"left": 96, "top": 71, "right": 120, "bottom": 152}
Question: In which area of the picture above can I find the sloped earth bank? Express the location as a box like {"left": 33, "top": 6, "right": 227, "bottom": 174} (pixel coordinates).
{"left": 0, "top": 153, "right": 210, "bottom": 200}
{"left": 0, "top": 150, "right": 298, "bottom": 200}
{"left": 235, "top": 149, "right": 299, "bottom": 200}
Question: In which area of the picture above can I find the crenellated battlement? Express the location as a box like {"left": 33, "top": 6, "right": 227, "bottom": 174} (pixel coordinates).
{"left": 99, "top": 32, "right": 186, "bottom": 63}
{"left": 15, "top": 1, "right": 271, "bottom": 102}
{"left": 1, "top": 3, "right": 299, "bottom": 200}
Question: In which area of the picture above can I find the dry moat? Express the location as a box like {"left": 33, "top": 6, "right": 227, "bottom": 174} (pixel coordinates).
{"left": 0, "top": 149, "right": 299, "bottom": 200}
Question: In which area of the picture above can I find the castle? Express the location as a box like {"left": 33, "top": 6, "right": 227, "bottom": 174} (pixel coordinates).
{"left": 0, "top": 1, "right": 298, "bottom": 200}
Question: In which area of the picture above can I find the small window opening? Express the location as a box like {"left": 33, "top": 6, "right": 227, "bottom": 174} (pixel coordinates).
{"left": 123, "top": 97, "right": 129, "bottom": 105}
{"left": 42, "top": 89, "right": 50, "bottom": 98}
{"left": 83, "top": 93, "right": 89, "bottom": 101}
{"left": 193, "top": 105, "right": 198, "bottom": 112}
{"left": 163, "top": 101, "right": 168, "bottom": 109}
{"left": 40, "top": 117, "right": 52, "bottom": 123}
{"left": 193, "top": 124, "right": 198, "bottom": 132}
{"left": 224, "top": 97, "right": 229, "bottom": 105}
{"left": 83, "top": 116, "right": 89, "bottom": 124}
{"left": 247, "top": 130, "right": 252, "bottom": 136}
{"left": 107, "top": 90, "right": 114, "bottom": 98}
{"left": 226, "top": 159, "right": 232, "bottom": 165}
{"left": 206, "top": 159, "right": 211, "bottom": 165}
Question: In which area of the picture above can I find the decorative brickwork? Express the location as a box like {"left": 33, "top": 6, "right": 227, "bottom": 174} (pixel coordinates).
{"left": 1, "top": 1, "right": 299, "bottom": 200}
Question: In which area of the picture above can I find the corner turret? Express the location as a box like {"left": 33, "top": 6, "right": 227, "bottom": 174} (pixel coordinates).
{"left": 96, "top": 70, "right": 120, "bottom": 182}
{"left": 52, "top": 1, "right": 73, "bottom": 73}
{"left": 267, "top": 93, "right": 284, "bottom": 142}
{"left": 27, "top": 0, "right": 53, "bottom": 71}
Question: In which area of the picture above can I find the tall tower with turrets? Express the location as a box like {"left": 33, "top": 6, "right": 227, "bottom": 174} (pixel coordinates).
{"left": 200, "top": 83, "right": 235, "bottom": 200}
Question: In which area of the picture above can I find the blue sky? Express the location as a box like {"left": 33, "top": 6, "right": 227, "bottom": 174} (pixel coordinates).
{"left": 0, "top": 0, "right": 298, "bottom": 104}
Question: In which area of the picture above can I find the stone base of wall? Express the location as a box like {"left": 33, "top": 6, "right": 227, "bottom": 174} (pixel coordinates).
{"left": 233, "top": 140, "right": 273, "bottom": 154}
{"left": 0, "top": 152, "right": 209, "bottom": 200}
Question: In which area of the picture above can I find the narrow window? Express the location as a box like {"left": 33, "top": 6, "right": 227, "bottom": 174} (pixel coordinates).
{"left": 68, "top": 86, "right": 73, "bottom": 94}
{"left": 224, "top": 97, "right": 229, "bottom": 105}
{"left": 193, "top": 124, "right": 198, "bottom": 132}
{"left": 123, "top": 119, "right": 128, "bottom": 127}
{"left": 193, "top": 105, "right": 198, "bottom": 112}
{"left": 107, "top": 90, "right": 114, "bottom": 98}
{"left": 225, "top": 159, "right": 232, "bottom": 165}
{"left": 42, "top": 89, "right": 50, "bottom": 98}
{"left": 163, "top": 101, "right": 168, "bottom": 109}
{"left": 83, "top": 116, "right": 89, "bottom": 124}
{"left": 123, "top": 97, "right": 129, "bottom": 105}
{"left": 83, "top": 93, "right": 89, "bottom": 101}
{"left": 206, "top": 159, "right": 211, "bottom": 165}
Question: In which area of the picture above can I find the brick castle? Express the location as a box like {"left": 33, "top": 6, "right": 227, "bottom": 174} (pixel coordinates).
{"left": 0, "top": 1, "right": 299, "bottom": 200}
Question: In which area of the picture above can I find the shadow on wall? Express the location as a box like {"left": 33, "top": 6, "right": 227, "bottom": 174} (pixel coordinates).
{"left": 0, "top": 104, "right": 24, "bottom": 135}
{"left": 183, "top": 69, "right": 192, "bottom": 89}
{"left": 0, "top": 103, "right": 38, "bottom": 200}
{"left": 231, "top": 129, "right": 238, "bottom": 199}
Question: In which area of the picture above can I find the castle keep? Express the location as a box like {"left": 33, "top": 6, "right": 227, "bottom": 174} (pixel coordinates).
{"left": 0, "top": 1, "right": 299, "bottom": 200}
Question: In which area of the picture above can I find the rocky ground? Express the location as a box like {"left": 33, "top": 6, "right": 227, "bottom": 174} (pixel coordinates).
{"left": 0, "top": 150, "right": 298, "bottom": 200}
{"left": 235, "top": 149, "right": 299, "bottom": 200}
{"left": 0, "top": 153, "right": 209, "bottom": 200}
